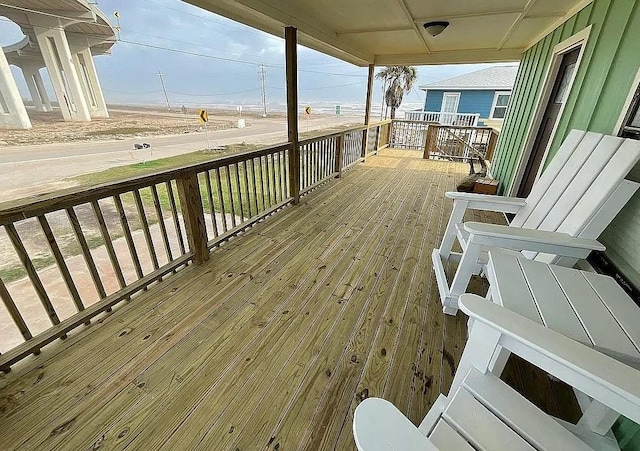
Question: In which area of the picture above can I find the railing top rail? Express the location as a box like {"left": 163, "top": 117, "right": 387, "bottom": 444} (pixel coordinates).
{"left": 0, "top": 142, "right": 291, "bottom": 225}
{"left": 432, "top": 124, "right": 495, "bottom": 132}
{"left": 298, "top": 120, "right": 391, "bottom": 147}
{"left": 0, "top": 119, "right": 394, "bottom": 225}
{"left": 391, "top": 119, "right": 439, "bottom": 125}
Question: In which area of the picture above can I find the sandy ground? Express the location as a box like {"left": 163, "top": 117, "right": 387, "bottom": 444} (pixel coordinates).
{"left": 0, "top": 106, "right": 239, "bottom": 146}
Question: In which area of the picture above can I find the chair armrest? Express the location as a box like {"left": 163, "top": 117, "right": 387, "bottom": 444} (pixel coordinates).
{"left": 445, "top": 192, "right": 527, "bottom": 214}
{"left": 459, "top": 294, "right": 640, "bottom": 424}
{"left": 464, "top": 221, "right": 605, "bottom": 258}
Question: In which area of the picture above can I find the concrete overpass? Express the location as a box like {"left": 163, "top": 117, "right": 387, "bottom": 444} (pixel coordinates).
{"left": 0, "top": 0, "right": 116, "bottom": 128}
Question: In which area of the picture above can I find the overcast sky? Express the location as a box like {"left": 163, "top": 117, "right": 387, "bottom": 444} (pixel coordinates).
{"left": 1, "top": 0, "right": 516, "bottom": 111}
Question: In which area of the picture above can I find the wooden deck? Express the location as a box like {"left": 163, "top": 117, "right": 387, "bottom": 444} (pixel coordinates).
{"left": 0, "top": 149, "right": 578, "bottom": 450}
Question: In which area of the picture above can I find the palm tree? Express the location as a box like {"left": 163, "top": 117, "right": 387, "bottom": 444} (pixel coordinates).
{"left": 375, "top": 66, "right": 418, "bottom": 119}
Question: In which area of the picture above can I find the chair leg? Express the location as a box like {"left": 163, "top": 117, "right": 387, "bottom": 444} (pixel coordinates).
{"left": 449, "top": 320, "right": 501, "bottom": 396}
{"left": 489, "top": 345, "right": 510, "bottom": 376}
{"left": 439, "top": 200, "right": 468, "bottom": 260}
{"left": 446, "top": 240, "right": 482, "bottom": 310}
{"left": 577, "top": 399, "right": 621, "bottom": 435}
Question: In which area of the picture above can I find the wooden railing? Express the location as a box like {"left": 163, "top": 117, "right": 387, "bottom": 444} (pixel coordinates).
{"left": 389, "top": 119, "right": 441, "bottom": 150}
{"left": 404, "top": 110, "right": 480, "bottom": 127}
{"left": 424, "top": 124, "right": 499, "bottom": 161}
{"left": 0, "top": 120, "right": 391, "bottom": 371}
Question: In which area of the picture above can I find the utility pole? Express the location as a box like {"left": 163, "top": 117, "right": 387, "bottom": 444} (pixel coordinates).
{"left": 157, "top": 71, "right": 171, "bottom": 111}
{"left": 258, "top": 63, "right": 267, "bottom": 118}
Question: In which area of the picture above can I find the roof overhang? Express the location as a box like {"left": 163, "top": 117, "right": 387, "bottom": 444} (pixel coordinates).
{"left": 184, "top": 0, "right": 592, "bottom": 67}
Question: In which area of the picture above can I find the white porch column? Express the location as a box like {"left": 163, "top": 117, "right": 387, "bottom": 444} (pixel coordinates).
{"left": 22, "top": 67, "right": 49, "bottom": 112}
{"left": 34, "top": 26, "right": 91, "bottom": 122}
{"left": 0, "top": 50, "right": 31, "bottom": 129}
{"left": 72, "top": 47, "right": 108, "bottom": 118}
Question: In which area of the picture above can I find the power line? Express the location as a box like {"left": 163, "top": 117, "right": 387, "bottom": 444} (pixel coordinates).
{"left": 119, "top": 39, "right": 263, "bottom": 67}
{"left": 167, "top": 88, "right": 261, "bottom": 97}
{"left": 118, "top": 38, "right": 367, "bottom": 78}
{"left": 268, "top": 82, "right": 364, "bottom": 90}
{"left": 120, "top": 29, "right": 283, "bottom": 65}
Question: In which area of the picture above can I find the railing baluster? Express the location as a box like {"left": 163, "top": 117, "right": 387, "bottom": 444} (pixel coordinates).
{"left": 133, "top": 190, "right": 160, "bottom": 272}
{"left": 66, "top": 207, "right": 108, "bottom": 300}
{"left": 335, "top": 134, "right": 343, "bottom": 176}
{"left": 242, "top": 161, "right": 252, "bottom": 218}
{"left": 113, "top": 195, "right": 144, "bottom": 280}
{"left": 150, "top": 185, "right": 174, "bottom": 263}
{"left": 305, "top": 145, "right": 310, "bottom": 189}
{"left": 250, "top": 158, "right": 260, "bottom": 214}
{"left": 270, "top": 153, "right": 278, "bottom": 204}
{"left": 259, "top": 156, "right": 267, "bottom": 210}
{"left": 5, "top": 224, "right": 60, "bottom": 326}
{"left": 312, "top": 145, "right": 317, "bottom": 185}
{"left": 203, "top": 170, "right": 219, "bottom": 238}
{"left": 38, "top": 215, "right": 84, "bottom": 312}
{"left": 264, "top": 155, "right": 272, "bottom": 207}
{"left": 91, "top": 201, "right": 126, "bottom": 290}
{"left": 283, "top": 151, "right": 288, "bottom": 199}
{"left": 318, "top": 142, "right": 323, "bottom": 179}
{"left": 278, "top": 152, "right": 288, "bottom": 200}
{"left": 234, "top": 163, "right": 245, "bottom": 221}
{"left": 0, "top": 276, "right": 33, "bottom": 343}
{"left": 166, "top": 181, "right": 186, "bottom": 255}
{"left": 283, "top": 150, "right": 290, "bottom": 200}
{"left": 213, "top": 167, "right": 228, "bottom": 233}
{"left": 225, "top": 165, "right": 237, "bottom": 228}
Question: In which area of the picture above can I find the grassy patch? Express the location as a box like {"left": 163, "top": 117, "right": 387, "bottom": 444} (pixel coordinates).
{"left": 0, "top": 255, "right": 56, "bottom": 284}
{"left": 85, "top": 127, "right": 159, "bottom": 136}
{"left": 72, "top": 144, "right": 260, "bottom": 187}
{"left": 70, "top": 142, "right": 274, "bottom": 221}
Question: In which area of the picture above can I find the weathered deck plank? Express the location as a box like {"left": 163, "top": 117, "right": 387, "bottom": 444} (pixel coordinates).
{"left": 0, "top": 149, "right": 577, "bottom": 450}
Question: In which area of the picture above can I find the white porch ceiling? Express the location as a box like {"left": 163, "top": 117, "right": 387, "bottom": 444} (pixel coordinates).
{"left": 184, "top": 0, "right": 592, "bottom": 66}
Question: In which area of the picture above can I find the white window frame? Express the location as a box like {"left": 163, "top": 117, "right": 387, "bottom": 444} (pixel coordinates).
{"left": 489, "top": 91, "right": 511, "bottom": 119}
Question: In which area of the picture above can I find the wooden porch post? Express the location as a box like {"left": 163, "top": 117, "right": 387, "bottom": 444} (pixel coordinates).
{"left": 285, "top": 26, "right": 301, "bottom": 204}
{"left": 176, "top": 172, "right": 208, "bottom": 264}
{"left": 361, "top": 64, "right": 375, "bottom": 160}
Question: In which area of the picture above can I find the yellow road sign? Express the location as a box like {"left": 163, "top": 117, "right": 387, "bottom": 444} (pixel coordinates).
{"left": 304, "top": 106, "right": 312, "bottom": 115}
{"left": 199, "top": 109, "right": 208, "bottom": 123}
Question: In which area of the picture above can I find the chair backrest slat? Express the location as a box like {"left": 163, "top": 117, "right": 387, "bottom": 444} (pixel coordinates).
{"left": 511, "top": 129, "right": 588, "bottom": 228}
{"left": 538, "top": 135, "right": 624, "bottom": 232}
{"left": 510, "top": 130, "right": 640, "bottom": 243}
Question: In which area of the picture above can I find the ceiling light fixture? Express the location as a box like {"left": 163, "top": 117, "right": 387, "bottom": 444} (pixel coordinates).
{"left": 423, "top": 21, "right": 449, "bottom": 37}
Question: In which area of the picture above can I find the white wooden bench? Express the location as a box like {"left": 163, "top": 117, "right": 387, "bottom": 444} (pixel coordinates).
{"left": 353, "top": 294, "right": 640, "bottom": 450}
{"left": 432, "top": 130, "right": 640, "bottom": 315}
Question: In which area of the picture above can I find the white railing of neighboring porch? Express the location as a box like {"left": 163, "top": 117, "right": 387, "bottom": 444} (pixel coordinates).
{"left": 404, "top": 111, "right": 480, "bottom": 127}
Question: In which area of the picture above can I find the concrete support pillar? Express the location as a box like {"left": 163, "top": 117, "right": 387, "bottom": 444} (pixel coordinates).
{"left": 72, "top": 47, "right": 108, "bottom": 118}
{"left": 22, "top": 67, "right": 51, "bottom": 112}
{"left": 0, "top": 50, "right": 31, "bottom": 129}
{"left": 34, "top": 26, "right": 91, "bottom": 122}
{"left": 33, "top": 70, "right": 52, "bottom": 111}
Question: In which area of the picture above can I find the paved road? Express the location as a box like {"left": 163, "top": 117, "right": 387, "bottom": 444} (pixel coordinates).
{"left": 0, "top": 115, "right": 361, "bottom": 201}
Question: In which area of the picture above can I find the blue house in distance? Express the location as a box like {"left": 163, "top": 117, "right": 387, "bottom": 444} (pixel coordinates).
{"left": 411, "top": 66, "right": 518, "bottom": 130}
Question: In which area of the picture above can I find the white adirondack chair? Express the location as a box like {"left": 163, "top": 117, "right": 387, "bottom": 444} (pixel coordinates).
{"left": 432, "top": 129, "right": 640, "bottom": 314}
{"left": 353, "top": 294, "right": 640, "bottom": 451}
